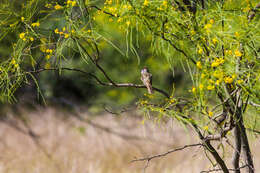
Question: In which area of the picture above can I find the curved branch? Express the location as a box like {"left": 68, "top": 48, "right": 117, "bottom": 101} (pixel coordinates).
{"left": 25, "top": 68, "right": 170, "bottom": 98}
{"left": 131, "top": 143, "right": 202, "bottom": 163}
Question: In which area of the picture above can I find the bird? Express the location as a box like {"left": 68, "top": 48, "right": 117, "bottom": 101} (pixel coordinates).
{"left": 141, "top": 67, "right": 153, "bottom": 94}
{"left": 248, "top": 2, "right": 260, "bottom": 22}
{"left": 213, "top": 111, "right": 228, "bottom": 129}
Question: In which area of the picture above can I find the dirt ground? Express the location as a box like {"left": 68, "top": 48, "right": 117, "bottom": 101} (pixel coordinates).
{"left": 0, "top": 107, "right": 259, "bottom": 173}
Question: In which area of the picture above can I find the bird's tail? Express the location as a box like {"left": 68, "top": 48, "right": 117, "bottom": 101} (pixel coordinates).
{"left": 147, "top": 84, "right": 153, "bottom": 94}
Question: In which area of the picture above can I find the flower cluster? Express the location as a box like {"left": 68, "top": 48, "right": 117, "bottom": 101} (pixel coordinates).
{"left": 31, "top": 22, "right": 40, "bottom": 27}
{"left": 19, "top": 32, "right": 34, "bottom": 42}
{"left": 54, "top": 27, "right": 70, "bottom": 38}
{"left": 211, "top": 58, "right": 225, "bottom": 68}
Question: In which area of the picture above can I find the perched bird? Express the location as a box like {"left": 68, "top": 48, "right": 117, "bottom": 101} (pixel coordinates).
{"left": 213, "top": 111, "right": 228, "bottom": 129}
{"left": 141, "top": 67, "right": 153, "bottom": 94}
{"left": 248, "top": 2, "right": 260, "bottom": 22}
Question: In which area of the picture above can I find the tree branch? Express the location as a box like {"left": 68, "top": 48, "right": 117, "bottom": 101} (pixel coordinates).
{"left": 24, "top": 67, "right": 170, "bottom": 98}
{"left": 131, "top": 143, "right": 202, "bottom": 163}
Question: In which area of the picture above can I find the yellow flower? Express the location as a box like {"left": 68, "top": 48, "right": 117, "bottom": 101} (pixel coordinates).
{"left": 109, "top": 18, "right": 113, "bottom": 22}
{"left": 87, "top": 29, "right": 91, "bottom": 33}
{"left": 64, "top": 33, "right": 69, "bottom": 38}
{"left": 126, "top": 21, "right": 131, "bottom": 26}
{"left": 54, "top": 4, "right": 62, "bottom": 10}
{"left": 237, "top": 79, "right": 243, "bottom": 84}
{"left": 215, "top": 80, "right": 221, "bottom": 85}
{"left": 31, "top": 22, "right": 40, "bottom": 27}
{"left": 198, "top": 48, "right": 203, "bottom": 54}
{"left": 162, "top": 0, "right": 167, "bottom": 6}
{"left": 71, "top": 29, "right": 75, "bottom": 34}
{"left": 204, "top": 24, "right": 212, "bottom": 30}
{"left": 19, "top": 32, "right": 25, "bottom": 39}
{"left": 46, "top": 55, "right": 51, "bottom": 60}
{"left": 199, "top": 84, "right": 204, "bottom": 90}
{"left": 21, "top": 17, "right": 25, "bottom": 22}
{"left": 14, "top": 64, "right": 19, "bottom": 68}
{"left": 211, "top": 58, "right": 224, "bottom": 68}
{"left": 143, "top": 0, "right": 149, "bottom": 6}
{"left": 62, "top": 27, "right": 66, "bottom": 32}
{"left": 54, "top": 28, "right": 59, "bottom": 34}
{"left": 117, "top": 18, "right": 122, "bottom": 23}
{"left": 11, "top": 58, "right": 16, "bottom": 65}
{"left": 208, "top": 111, "right": 213, "bottom": 117}
{"left": 196, "top": 61, "right": 202, "bottom": 69}
{"left": 212, "top": 38, "right": 218, "bottom": 44}
{"left": 235, "top": 50, "right": 242, "bottom": 57}
{"left": 71, "top": 1, "right": 76, "bottom": 6}
{"left": 29, "top": 37, "right": 34, "bottom": 41}
{"left": 209, "top": 19, "right": 215, "bottom": 24}
{"left": 235, "top": 32, "right": 239, "bottom": 38}
{"left": 207, "top": 85, "right": 215, "bottom": 90}
{"left": 203, "top": 126, "right": 209, "bottom": 131}
{"left": 224, "top": 76, "right": 233, "bottom": 84}
{"left": 191, "top": 30, "right": 195, "bottom": 35}
{"left": 192, "top": 86, "right": 196, "bottom": 93}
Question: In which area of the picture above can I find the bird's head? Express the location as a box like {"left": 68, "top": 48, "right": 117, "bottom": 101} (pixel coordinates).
{"left": 141, "top": 66, "right": 149, "bottom": 73}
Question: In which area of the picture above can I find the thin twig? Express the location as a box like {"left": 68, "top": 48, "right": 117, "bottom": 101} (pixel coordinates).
{"left": 131, "top": 143, "right": 202, "bottom": 163}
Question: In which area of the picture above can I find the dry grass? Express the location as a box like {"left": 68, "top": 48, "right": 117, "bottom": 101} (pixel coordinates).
{"left": 0, "top": 107, "right": 259, "bottom": 173}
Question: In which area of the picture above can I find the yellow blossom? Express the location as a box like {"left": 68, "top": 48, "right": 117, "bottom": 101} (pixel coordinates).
{"left": 143, "top": 0, "right": 149, "bottom": 6}
{"left": 207, "top": 85, "right": 215, "bottom": 90}
{"left": 235, "top": 32, "right": 239, "bottom": 38}
{"left": 162, "top": 0, "right": 167, "bottom": 6}
{"left": 19, "top": 32, "right": 25, "bottom": 39}
{"left": 14, "top": 64, "right": 19, "bottom": 68}
{"left": 29, "top": 37, "right": 34, "bottom": 41}
{"left": 203, "top": 126, "right": 209, "bottom": 131}
{"left": 62, "top": 27, "right": 66, "bottom": 32}
{"left": 216, "top": 80, "right": 221, "bottom": 85}
{"left": 109, "top": 18, "right": 113, "bottom": 22}
{"left": 64, "top": 33, "right": 69, "bottom": 38}
{"left": 196, "top": 61, "right": 202, "bottom": 69}
{"left": 201, "top": 73, "right": 205, "bottom": 79}
{"left": 31, "top": 22, "right": 40, "bottom": 27}
{"left": 87, "top": 30, "right": 91, "bottom": 33}
{"left": 46, "top": 55, "right": 51, "bottom": 60}
{"left": 21, "top": 17, "right": 25, "bottom": 22}
{"left": 126, "top": 21, "right": 131, "bottom": 26}
{"left": 192, "top": 87, "right": 196, "bottom": 93}
{"left": 71, "top": 1, "right": 76, "bottom": 6}
{"left": 208, "top": 111, "right": 213, "bottom": 117}
{"left": 204, "top": 24, "right": 212, "bottom": 30}
{"left": 209, "top": 19, "right": 215, "bottom": 24}
{"left": 71, "top": 29, "right": 75, "bottom": 34}
{"left": 224, "top": 76, "right": 233, "bottom": 84}
{"left": 211, "top": 58, "right": 224, "bottom": 68}
{"left": 225, "top": 50, "right": 232, "bottom": 55}
{"left": 198, "top": 48, "right": 203, "bottom": 54}
{"left": 235, "top": 50, "right": 242, "bottom": 57}
{"left": 11, "top": 59, "right": 16, "bottom": 65}
{"left": 54, "top": 4, "right": 62, "bottom": 10}
{"left": 199, "top": 84, "right": 204, "bottom": 90}
{"left": 55, "top": 28, "right": 59, "bottom": 34}
{"left": 212, "top": 38, "right": 218, "bottom": 44}
{"left": 237, "top": 80, "right": 243, "bottom": 84}
{"left": 117, "top": 18, "right": 122, "bottom": 23}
